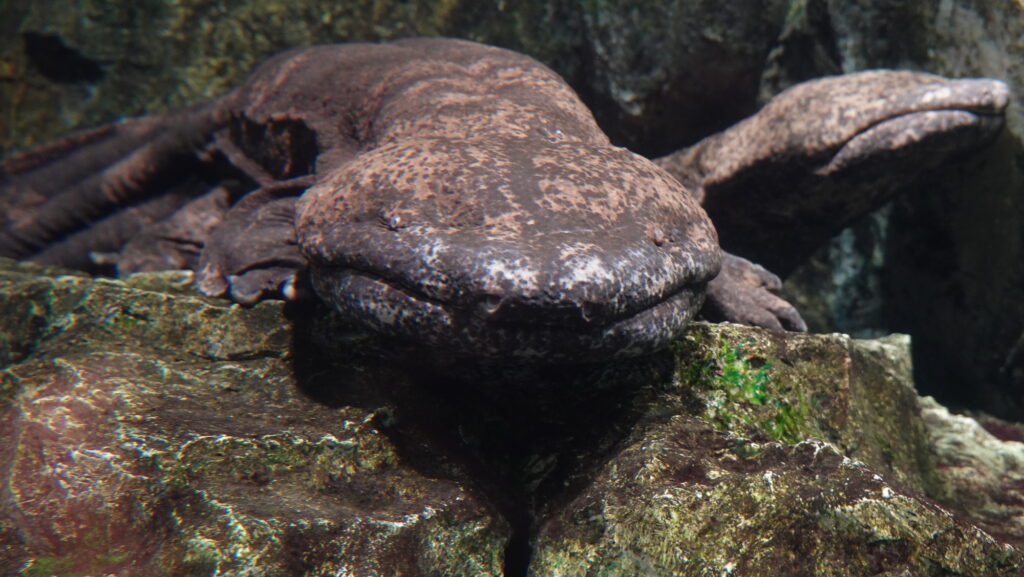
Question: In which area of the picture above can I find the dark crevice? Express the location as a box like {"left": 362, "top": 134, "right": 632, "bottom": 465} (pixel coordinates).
{"left": 229, "top": 116, "right": 319, "bottom": 180}
{"left": 23, "top": 32, "right": 106, "bottom": 85}
{"left": 286, "top": 301, "right": 675, "bottom": 575}
{"left": 503, "top": 513, "right": 533, "bottom": 577}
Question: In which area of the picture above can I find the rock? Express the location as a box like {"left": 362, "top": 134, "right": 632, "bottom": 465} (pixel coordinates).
{"left": 0, "top": 1, "right": 792, "bottom": 159}
{"left": 576, "top": 0, "right": 790, "bottom": 155}
{"left": 886, "top": 130, "right": 1024, "bottom": 417}
{"left": 532, "top": 427, "right": 1020, "bottom": 576}
{"left": 4, "top": 0, "right": 1021, "bottom": 421}
{"left": 0, "top": 1, "right": 577, "bottom": 156}
{"left": 531, "top": 326, "right": 1021, "bottom": 576}
{"left": 1, "top": 261, "right": 1021, "bottom": 574}
{"left": 780, "top": 207, "right": 893, "bottom": 337}
{"left": 922, "top": 397, "right": 1024, "bottom": 547}
{"left": 667, "top": 326, "right": 944, "bottom": 496}
{"left": 0, "top": 260, "right": 508, "bottom": 577}
{"left": 4, "top": 0, "right": 1024, "bottom": 569}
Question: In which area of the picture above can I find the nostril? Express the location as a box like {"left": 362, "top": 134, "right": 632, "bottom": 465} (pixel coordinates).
{"left": 648, "top": 226, "right": 668, "bottom": 247}
{"left": 994, "top": 84, "right": 1011, "bottom": 110}
{"left": 648, "top": 225, "right": 686, "bottom": 247}
{"left": 580, "top": 301, "right": 595, "bottom": 322}
{"left": 969, "top": 80, "right": 1011, "bottom": 112}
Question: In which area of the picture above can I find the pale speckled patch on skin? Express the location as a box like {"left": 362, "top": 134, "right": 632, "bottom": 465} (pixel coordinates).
{"left": 223, "top": 38, "right": 720, "bottom": 362}
{"left": 299, "top": 138, "right": 715, "bottom": 297}
{"left": 16, "top": 41, "right": 1009, "bottom": 363}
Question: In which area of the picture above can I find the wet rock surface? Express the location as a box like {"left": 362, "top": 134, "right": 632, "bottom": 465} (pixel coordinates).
{"left": 0, "top": 0, "right": 488, "bottom": 155}
{"left": 1, "top": 260, "right": 1022, "bottom": 575}
{"left": 529, "top": 325, "right": 1024, "bottom": 576}
{"left": 575, "top": 0, "right": 790, "bottom": 156}
{"left": 922, "top": 397, "right": 1024, "bottom": 548}
{"left": 0, "top": 261, "right": 507, "bottom": 577}
{"left": 2, "top": 0, "right": 1024, "bottom": 569}
{"left": 532, "top": 427, "right": 1019, "bottom": 576}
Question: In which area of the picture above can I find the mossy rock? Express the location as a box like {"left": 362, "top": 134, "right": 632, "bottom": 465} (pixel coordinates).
{"left": 531, "top": 423, "right": 1022, "bottom": 576}
{"left": 0, "top": 259, "right": 507, "bottom": 577}
{"left": 672, "top": 323, "right": 944, "bottom": 497}
{"left": 1, "top": 259, "right": 1020, "bottom": 575}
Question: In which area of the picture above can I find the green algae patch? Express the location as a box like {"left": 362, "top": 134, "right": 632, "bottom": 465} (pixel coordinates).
{"left": 681, "top": 337, "right": 811, "bottom": 443}
{"left": 1, "top": 263, "right": 1018, "bottom": 576}
{"left": 671, "top": 322, "right": 945, "bottom": 498}
{"left": 0, "top": 258, "right": 289, "bottom": 365}
{"left": 20, "top": 527, "right": 130, "bottom": 577}
{"left": 527, "top": 322, "right": 1012, "bottom": 576}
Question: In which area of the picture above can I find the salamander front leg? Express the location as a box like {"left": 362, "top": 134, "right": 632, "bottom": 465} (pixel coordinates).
{"left": 701, "top": 251, "right": 807, "bottom": 332}
{"left": 196, "top": 182, "right": 313, "bottom": 305}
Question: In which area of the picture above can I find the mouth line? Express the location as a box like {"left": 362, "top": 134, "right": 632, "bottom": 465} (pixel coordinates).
{"left": 329, "top": 263, "right": 695, "bottom": 330}
{"left": 819, "top": 106, "right": 1005, "bottom": 175}
{"left": 849, "top": 105, "right": 1003, "bottom": 142}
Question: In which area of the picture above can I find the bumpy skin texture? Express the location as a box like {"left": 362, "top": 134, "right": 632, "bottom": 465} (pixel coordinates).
{"left": 0, "top": 38, "right": 721, "bottom": 363}
{"left": 656, "top": 70, "right": 1010, "bottom": 277}
{"left": 0, "top": 42, "right": 1009, "bottom": 362}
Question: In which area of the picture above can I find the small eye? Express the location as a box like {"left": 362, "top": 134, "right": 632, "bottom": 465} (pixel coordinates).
{"left": 478, "top": 295, "right": 502, "bottom": 316}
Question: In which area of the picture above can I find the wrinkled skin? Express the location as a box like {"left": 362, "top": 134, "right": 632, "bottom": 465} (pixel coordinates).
{"left": 0, "top": 38, "right": 1010, "bottom": 363}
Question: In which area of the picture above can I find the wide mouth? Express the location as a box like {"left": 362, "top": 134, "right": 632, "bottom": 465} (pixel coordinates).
{"left": 819, "top": 107, "right": 1007, "bottom": 175}
{"left": 311, "top": 264, "right": 707, "bottom": 364}
{"left": 296, "top": 128, "right": 722, "bottom": 364}
{"left": 818, "top": 74, "right": 1010, "bottom": 174}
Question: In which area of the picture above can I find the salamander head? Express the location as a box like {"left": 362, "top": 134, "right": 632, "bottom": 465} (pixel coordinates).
{"left": 659, "top": 69, "right": 1010, "bottom": 275}
{"left": 693, "top": 70, "right": 1010, "bottom": 193}
{"left": 297, "top": 135, "right": 719, "bottom": 364}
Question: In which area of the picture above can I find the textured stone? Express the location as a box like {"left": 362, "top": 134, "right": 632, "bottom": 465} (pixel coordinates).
{"left": 530, "top": 326, "right": 1022, "bottom": 576}
{"left": 0, "top": 260, "right": 507, "bottom": 577}
{"left": 0, "top": 0, "right": 791, "bottom": 159}
{"left": 576, "top": 0, "right": 790, "bottom": 155}
{"left": 0, "top": 0, "right": 561, "bottom": 155}
{"left": 532, "top": 426, "right": 1021, "bottom": 576}
{"left": 4, "top": 1, "right": 1021, "bottom": 423}
{"left": 1, "top": 261, "right": 1021, "bottom": 575}
{"left": 2, "top": 1, "right": 1023, "bottom": 573}
{"left": 922, "top": 397, "right": 1024, "bottom": 547}
{"left": 659, "top": 325, "right": 944, "bottom": 501}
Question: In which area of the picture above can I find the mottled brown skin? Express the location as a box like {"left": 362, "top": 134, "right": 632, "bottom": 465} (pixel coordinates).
{"left": 0, "top": 38, "right": 722, "bottom": 363}
{"left": 0, "top": 40, "right": 1010, "bottom": 359}
{"left": 657, "top": 70, "right": 1009, "bottom": 276}
{"left": 656, "top": 70, "right": 1008, "bottom": 330}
